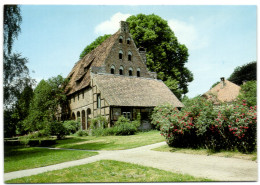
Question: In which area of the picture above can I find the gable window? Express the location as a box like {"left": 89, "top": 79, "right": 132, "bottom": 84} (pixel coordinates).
{"left": 128, "top": 51, "right": 132, "bottom": 61}
{"left": 119, "top": 66, "right": 124, "bottom": 75}
{"left": 137, "top": 68, "right": 140, "bottom": 77}
{"left": 127, "top": 38, "right": 131, "bottom": 44}
{"left": 119, "top": 36, "right": 123, "bottom": 43}
{"left": 111, "top": 65, "right": 115, "bottom": 74}
{"left": 119, "top": 50, "right": 123, "bottom": 60}
{"left": 97, "top": 93, "right": 101, "bottom": 108}
{"left": 129, "top": 67, "right": 133, "bottom": 76}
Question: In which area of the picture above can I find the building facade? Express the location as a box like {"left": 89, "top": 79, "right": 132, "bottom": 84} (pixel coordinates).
{"left": 63, "top": 21, "right": 183, "bottom": 129}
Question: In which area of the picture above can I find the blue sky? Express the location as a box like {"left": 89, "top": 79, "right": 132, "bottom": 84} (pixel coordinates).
{"left": 12, "top": 5, "right": 257, "bottom": 98}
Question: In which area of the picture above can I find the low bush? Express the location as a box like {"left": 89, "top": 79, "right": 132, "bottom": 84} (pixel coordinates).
{"left": 152, "top": 97, "right": 257, "bottom": 153}
{"left": 114, "top": 116, "right": 138, "bottom": 135}
{"left": 46, "top": 121, "right": 67, "bottom": 139}
{"left": 90, "top": 115, "right": 108, "bottom": 129}
{"left": 63, "top": 120, "right": 80, "bottom": 135}
{"left": 91, "top": 116, "right": 140, "bottom": 136}
{"left": 76, "top": 130, "right": 88, "bottom": 137}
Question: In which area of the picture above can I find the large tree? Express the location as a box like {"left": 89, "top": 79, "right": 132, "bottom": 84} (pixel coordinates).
{"left": 127, "top": 14, "right": 193, "bottom": 98}
{"left": 23, "top": 75, "right": 68, "bottom": 131}
{"left": 3, "top": 5, "right": 34, "bottom": 109}
{"left": 79, "top": 34, "right": 111, "bottom": 59}
{"left": 79, "top": 14, "right": 193, "bottom": 98}
{"left": 4, "top": 5, "right": 22, "bottom": 55}
{"left": 228, "top": 61, "right": 256, "bottom": 85}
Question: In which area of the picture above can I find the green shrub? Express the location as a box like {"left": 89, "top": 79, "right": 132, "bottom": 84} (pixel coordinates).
{"left": 92, "top": 127, "right": 117, "bottom": 136}
{"left": 132, "top": 113, "right": 141, "bottom": 129}
{"left": 114, "top": 116, "right": 138, "bottom": 135}
{"left": 237, "top": 81, "right": 257, "bottom": 107}
{"left": 151, "top": 103, "right": 179, "bottom": 130}
{"left": 63, "top": 120, "right": 80, "bottom": 134}
{"left": 46, "top": 121, "right": 67, "bottom": 139}
{"left": 152, "top": 97, "right": 257, "bottom": 153}
{"left": 76, "top": 130, "right": 88, "bottom": 137}
{"left": 90, "top": 115, "right": 108, "bottom": 129}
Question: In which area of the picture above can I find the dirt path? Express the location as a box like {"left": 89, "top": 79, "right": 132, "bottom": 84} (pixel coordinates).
{"left": 4, "top": 142, "right": 258, "bottom": 182}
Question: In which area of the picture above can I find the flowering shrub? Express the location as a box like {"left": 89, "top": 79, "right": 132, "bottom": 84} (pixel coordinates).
{"left": 152, "top": 97, "right": 257, "bottom": 153}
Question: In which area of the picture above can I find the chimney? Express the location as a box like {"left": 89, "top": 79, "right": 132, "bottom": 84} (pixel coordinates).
{"left": 120, "top": 21, "right": 129, "bottom": 33}
{"left": 220, "top": 77, "right": 225, "bottom": 88}
{"left": 138, "top": 47, "right": 146, "bottom": 64}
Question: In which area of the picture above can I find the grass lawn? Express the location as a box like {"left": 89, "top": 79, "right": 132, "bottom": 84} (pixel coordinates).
{"left": 4, "top": 146, "right": 98, "bottom": 173}
{"left": 6, "top": 160, "right": 212, "bottom": 183}
{"left": 153, "top": 145, "right": 257, "bottom": 161}
{"left": 54, "top": 130, "right": 165, "bottom": 150}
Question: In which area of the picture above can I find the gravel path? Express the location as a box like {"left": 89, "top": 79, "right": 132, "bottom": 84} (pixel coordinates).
{"left": 4, "top": 142, "right": 258, "bottom": 182}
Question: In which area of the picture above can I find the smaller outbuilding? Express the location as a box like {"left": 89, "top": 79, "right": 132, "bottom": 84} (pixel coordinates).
{"left": 203, "top": 77, "right": 241, "bottom": 104}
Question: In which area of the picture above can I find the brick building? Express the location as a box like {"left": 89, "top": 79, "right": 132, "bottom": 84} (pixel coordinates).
{"left": 63, "top": 21, "right": 183, "bottom": 129}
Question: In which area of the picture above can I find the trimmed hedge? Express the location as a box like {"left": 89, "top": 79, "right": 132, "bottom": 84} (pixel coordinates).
{"left": 151, "top": 97, "right": 257, "bottom": 153}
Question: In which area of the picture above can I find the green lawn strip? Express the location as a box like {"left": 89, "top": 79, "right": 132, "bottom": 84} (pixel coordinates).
{"left": 54, "top": 130, "right": 165, "bottom": 150}
{"left": 4, "top": 146, "right": 98, "bottom": 173}
{"left": 153, "top": 145, "right": 257, "bottom": 161}
{"left": 6, "top": 160, "right": 212, "bottom": 183}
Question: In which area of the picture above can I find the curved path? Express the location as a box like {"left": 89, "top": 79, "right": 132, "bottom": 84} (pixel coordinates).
{"left": 4, "top": 142, "right": 258, "bottom": 182}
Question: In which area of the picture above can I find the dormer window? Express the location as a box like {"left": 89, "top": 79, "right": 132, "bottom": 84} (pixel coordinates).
{"left": 111, "top": 65, "right": 115, "bottom": 74}
{"left": 127, "top": 38, "right": 131, "bottom": 44}
{"left": 119, "top": 50, "right": 123, "bottom": 60}
{"left": 129, "top": 67, "right": 133, "bottom": 76}
{"left": 137, "top": 68, "right": 140, "bottom": 77}
{"left": 119, "top": 66, "right": 124, "bottom": 75}
{"left": 128, "top": 51, "right": 132, "bottom": 61}
{"left": 119, "top": 36, "right": 123, "bottom": 43}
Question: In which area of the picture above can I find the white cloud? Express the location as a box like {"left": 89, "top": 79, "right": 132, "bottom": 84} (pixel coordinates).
{"left": 168, "top": 19, "right": 208, "bottom": 50}
{"left": 95, "top": 12, "right": 131, "bottom": 35}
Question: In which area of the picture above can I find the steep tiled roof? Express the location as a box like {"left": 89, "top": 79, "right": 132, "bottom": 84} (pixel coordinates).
{"left": 203, "top": 80, "right": 241, "bottom": 103}
{"left": 65, "top": 31, "right": 121, "bottom": 95}
{"left": 93, "top": 73, "right": 184, "bottom": 107}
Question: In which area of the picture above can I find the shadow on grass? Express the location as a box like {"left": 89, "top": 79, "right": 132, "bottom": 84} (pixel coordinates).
{"left": 4, "top": 147, "right": 67, "bottom": 162}
{"left": 61, "top": 141, "right": 116, "bottom": 150}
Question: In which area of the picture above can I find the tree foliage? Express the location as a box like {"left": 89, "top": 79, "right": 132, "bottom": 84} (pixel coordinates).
{"left": 23, "top": 75, "right": 68, "bottom": 131}
{"left": 228, "top": 61, "right": 256, "bottom": 85}
{"left": 4, "top": 53, "right": 35, "bottom": 109}
{"left": 79, "top": 14, "right": 193, "bottom": 98}
{"left": 238, "top": 81, "right": 257, "bottom": 107}
{"left": 11, "top": 85, "right": 34, "bottom": 135}
{"left": 79, "top": 34, "right": 111, "bottom": 59}
{"left": 126, "top": 14, "right": 193, "bottom": 98}
{"left": 4, "top": 5, "right": 22, "bottom": 55}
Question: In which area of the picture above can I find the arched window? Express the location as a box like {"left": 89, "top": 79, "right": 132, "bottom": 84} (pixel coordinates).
{"left": 72, "top": 112, "right": 76, "bottom": 120}
{"left": 129, "top": 67, "right": 133, "bottom": 76}
{"left": 119, "top": 36, "right": 123, "bottom": 43}
{"left": 119, "top": 50, "right": 123, "bottom": 59}
{"left": 110, "top": 65, "right": 115, "bottom": 74}
{"left": 137, "top": 68, "right": 140, "bottom": 77}
{"left": 128, "top": 51, "right": 132, "bottom": 61}
{"left": 127, "top": 37, "right": 131, "bottom": 44}
{"left": 119, "top": 66, "right": 124, "bottom": 75}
